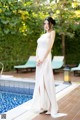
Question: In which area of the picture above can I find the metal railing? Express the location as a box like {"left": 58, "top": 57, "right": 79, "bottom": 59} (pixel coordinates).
{"left": 0, "top": 62, "right": 4, "bottom": 75}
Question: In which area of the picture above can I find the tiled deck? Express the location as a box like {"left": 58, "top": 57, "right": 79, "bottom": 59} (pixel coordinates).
{"left": 2, "top": 70, "right": 80, "bottom": 120}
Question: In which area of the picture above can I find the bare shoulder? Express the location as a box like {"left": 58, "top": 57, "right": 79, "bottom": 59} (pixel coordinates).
{"left": 50, "top": 30, "right": 56, "bottom": 38}
{"left": 51, "top": 30, "right": 55, "bottom": 35}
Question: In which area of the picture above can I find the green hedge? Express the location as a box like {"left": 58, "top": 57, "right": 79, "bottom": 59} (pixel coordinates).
{"left": 0, "top": 34, "right": 37, "bottom": 71}
{"left": 65, "top": 26, "right": 80, "bottom": 65}
{"left": 0, "top": 27, "right": 80, "bottom": 71}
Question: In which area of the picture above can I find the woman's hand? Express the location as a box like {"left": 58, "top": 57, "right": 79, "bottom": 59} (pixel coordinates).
{"left": 36, "top": 58, "right": 44, "bottom": 66}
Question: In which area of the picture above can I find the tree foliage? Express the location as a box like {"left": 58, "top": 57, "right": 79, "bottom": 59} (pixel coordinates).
{"left": 47, "top": 0, "right": 80, "bottom": 63}
{"left": 0, "top": 0, "right": 80, "bottom": 70}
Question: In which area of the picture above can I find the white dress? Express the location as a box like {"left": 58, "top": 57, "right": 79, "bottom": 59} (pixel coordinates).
{"left": 31, "top": 32, "right": 58, "bottom": 116}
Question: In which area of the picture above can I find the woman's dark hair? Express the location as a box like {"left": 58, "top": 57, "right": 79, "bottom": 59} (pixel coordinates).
{"left": 44, "top": 17, "right": 56, "bottom": 29}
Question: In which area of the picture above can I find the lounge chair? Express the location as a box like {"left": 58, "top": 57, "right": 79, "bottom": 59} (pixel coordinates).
{"left": 14, "top": 56, "right": 36, "bottom": 73}
{"left": 71, "top": 64, "right": 80, "bottom": 76}
{"left": 52, "top": 56, "right": 64, "bottom": 70}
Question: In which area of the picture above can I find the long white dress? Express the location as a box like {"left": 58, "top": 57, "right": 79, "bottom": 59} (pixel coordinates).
{"left": 31, "top": 32, "right": 58, "bottom": 116}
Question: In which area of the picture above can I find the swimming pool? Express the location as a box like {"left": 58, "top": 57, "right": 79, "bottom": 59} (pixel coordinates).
{"left": 0, "top": 84, "right": 58, "bottom": 114}
{"left": 0, "top": 86, "right": 33, "bottom": 114}
{"left": 0, "top": 79, "right": 69, "bottom": 114}
{"left": 0, "top": 75, "right": 35, "bottom": 119}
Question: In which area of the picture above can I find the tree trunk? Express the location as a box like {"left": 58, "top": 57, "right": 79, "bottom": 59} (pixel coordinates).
{"left": 61, "top": 34, "right": 65, "bottom": 65}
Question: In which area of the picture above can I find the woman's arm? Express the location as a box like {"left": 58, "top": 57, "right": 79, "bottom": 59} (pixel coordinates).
{"left": 37, "top": 30, "right": 55, "bottom": 66}
{"left": 43, "top": 30, "right": 55, "bottom": 61}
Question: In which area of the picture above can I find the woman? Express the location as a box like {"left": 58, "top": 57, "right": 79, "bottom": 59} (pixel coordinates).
{"left": 31, "top": 17, "right": 66, "bottom": 118}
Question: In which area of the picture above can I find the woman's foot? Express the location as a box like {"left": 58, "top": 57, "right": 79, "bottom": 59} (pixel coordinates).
{"left": 40, "top": 110, "right": 47, "bottom": 114}
{"left": 34, "top": 109, "right": 47, "bottom": 114}
{"left": 45, "top": 111, "right": 60, "bottom": 115}
{"left": 45, "top": 111, "right": 51, "bottom": 114}
{"left": 45, "top": 109, "right": 59, "bottom": 115}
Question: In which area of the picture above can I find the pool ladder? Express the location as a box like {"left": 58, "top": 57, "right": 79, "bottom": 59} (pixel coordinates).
{"left": 0, "top": 62, "right": 4, "bottom": 75}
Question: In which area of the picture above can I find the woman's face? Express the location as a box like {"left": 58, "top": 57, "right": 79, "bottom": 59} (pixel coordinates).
{"left": 44, "top": 20, "right": 49, "bottom": 31}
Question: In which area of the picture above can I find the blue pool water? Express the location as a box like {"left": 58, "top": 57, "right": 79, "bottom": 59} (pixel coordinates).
{"left": 0, "top": 83, "right": 69, "bottom": 114}
{"left": 0, "top": 86, "right": 33, "bottom": 114}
